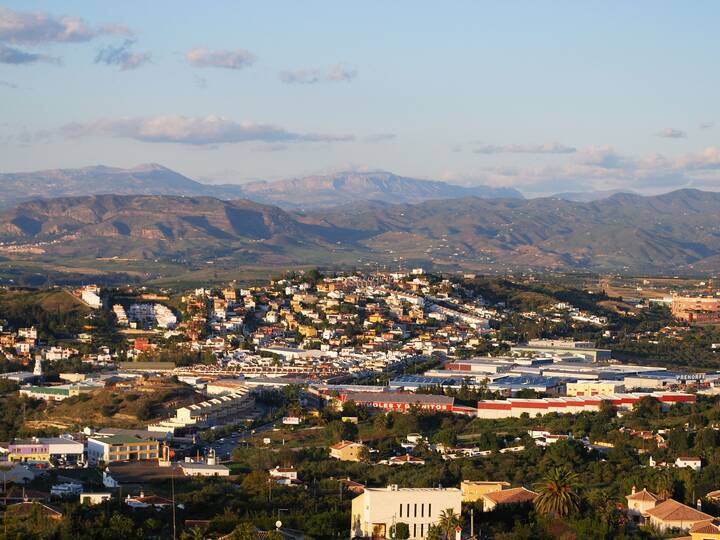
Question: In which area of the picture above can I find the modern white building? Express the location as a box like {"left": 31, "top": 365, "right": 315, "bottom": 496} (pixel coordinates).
{"left": 351, "top": 485, "right": 462, "bottom": 539}
{"left": 147, "top": 387, "right": 253, "bottom": 433}
{"left": 86, "top": 434, "right": 160, "bottom": 465}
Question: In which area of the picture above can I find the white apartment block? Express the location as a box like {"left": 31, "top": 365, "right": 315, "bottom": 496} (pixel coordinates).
{"left": 351, "top": 486, "right": 462, "bottom": 539}
{"left": 147, "top": 387, "right": 253, "bottom": 433}
{"left": 113, "top": 305, "right": 128, "bottom": 326}
{"left": 81, "top": 288, "right": 102, "bottom": 309}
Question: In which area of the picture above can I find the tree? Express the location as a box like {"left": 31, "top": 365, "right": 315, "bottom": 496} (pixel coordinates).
{"left": 390, "top": 522, "right": 410, "bottom": 540}
{"left": 437, "top": 508, "right": 462, "bottom": 540}
{"left": 426, "top": 524, "right": 444, "bottom": 540}
{"left": 534, "top": 466, "right": 581, "bottom": 517}
{"left": 229, "top": 522, "right": 259, "bottom": 540}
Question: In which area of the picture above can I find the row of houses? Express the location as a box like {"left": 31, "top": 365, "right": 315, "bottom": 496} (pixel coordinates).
{"left": 147, "top": 386, "right": 253, "bottom": 433}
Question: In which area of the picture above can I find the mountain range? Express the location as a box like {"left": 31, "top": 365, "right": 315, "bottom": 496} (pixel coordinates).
{"left": 1, "top": 189, "right": 719, "bottom": 274}
{"left": 0, "top": 165, "right": 521, "bottom": 210}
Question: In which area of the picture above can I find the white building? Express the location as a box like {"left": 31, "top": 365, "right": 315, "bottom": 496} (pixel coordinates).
{"left": 80, "top": 287, "right": 103, "bottom": 309}
{"left": 351, "top": 485, "right": 462, "bottom": 539}
{"left": 80, "top": 492, "right": 112, "bottom": 505}
{"left": 180, "top": 462, "right": 230, "bottom": 477}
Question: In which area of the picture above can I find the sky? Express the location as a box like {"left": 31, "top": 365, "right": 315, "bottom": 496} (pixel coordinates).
{"left": 0, "top": 1, "right": 719, "bottom": 196}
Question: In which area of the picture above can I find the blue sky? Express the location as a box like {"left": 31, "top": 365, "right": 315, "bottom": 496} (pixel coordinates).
{"left": 1, "top": 1, "right": 718, "bottom": 195}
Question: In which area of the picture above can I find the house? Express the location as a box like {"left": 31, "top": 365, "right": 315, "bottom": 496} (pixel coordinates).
{"left": 687, "top": 519, "right": 720, "bottom": 539}
{"left": 5, "top": 501, "right": 63, "bottom": 521}
{"left": 460, "top": 481, "right": 511, "bottom": 503}
{"left": 329, "top": 440, "right": 366, "bottom": 462}
{"left": 80, "top": 492, "right": 112, "bottom": 505}
{"left": 350, "top": 485, "right": 462, "bottom": 539}
{"left": 269, "top": 466, "right": 299, "bottom": 485}
{"left": 625, "top": 487, "right": 661, "bottom": 522}
{"left": 676, "top": 457, "right": 702, "bottom": 471}
{"left": 125, "top": 492, "right": 173, "bottom": 509}
{"left": 340, "top": 478, "right": 365, "bottom": 495}
{"left": 385, "top": 455, "right": 425, "bottom": 466}
{"left": 625, "top": 486, "right": 718, "bottom": 532}
{"left": 480, "top": 487, "right": 537, "bottom": 512}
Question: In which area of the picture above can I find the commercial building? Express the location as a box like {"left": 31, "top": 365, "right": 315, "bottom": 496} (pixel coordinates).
{"left": 671, "top": 295, "right": 720, "bottom": 323}
{"left": 565, "top": 381, "right": 625, "bottom": 396}
{"left": 19, "top": 385, "right": 81, "bottom": 401}
{"left": 9, "top": 437, "right": 84, "bottom": 464}
{"left": 86, "top": 435, "right": 160, "bottom": 465}
{"left": 339, "top": 392, "right": 456, "bottom": 413}
{"left": 350, "top": 485, "right": 462, "bottom": 539}
{"left": 180, "top": 462, "right": 230, "bottom": 477}
{"left": 511, "top": 339, "right": 611, "bottom": 362}
{"left": 476, "top": 392, "right": 695, "bottom": 419}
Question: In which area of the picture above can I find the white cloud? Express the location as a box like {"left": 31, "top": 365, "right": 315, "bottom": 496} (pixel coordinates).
{"left": 472, "top": 142, "right": 576, "bottom": 154}
{"left": 699, "top": 122, "right": 714, "bottom": 130}
{"left": 95, "top": 40, "right": 150, "bottom": 71}
{"left": 60, "top": 115, "right": 354, "bottom": 145}
{"left": 0, "top": 6, "right": 128, "bottom": 44}
{"left": 280, "top": 64, "right": 357, "bottom": 84}
{"left": 185, "top": 48, "right": 255, "bottom": 70}
{"left": 655, "top": 128, "right": 687, "bottom": 139}
{"left": 0, "top": 43, "right": 58, "bottom": 64}
{"left": 453, "top": 146, "right": 720, "bottom": 196}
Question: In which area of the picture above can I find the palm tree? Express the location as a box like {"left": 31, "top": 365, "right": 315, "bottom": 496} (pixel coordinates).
{"left": 437, "top": 508, "right": 462, "bottom": 540}
{"left": 534, "top": 466, "right": 581, "bottom": 517}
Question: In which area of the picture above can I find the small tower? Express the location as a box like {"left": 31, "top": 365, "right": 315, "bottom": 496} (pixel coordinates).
{"left": 207, "top": 448, "right": 217, "bottom": 466}
{"left": 33, "top": 355, "right": 43, "bottom": 378}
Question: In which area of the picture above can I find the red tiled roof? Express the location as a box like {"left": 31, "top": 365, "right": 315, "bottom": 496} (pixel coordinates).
{"left": 483, "top": 487, "right": 537, "bottom": 505}
{"left": 644, "top": 499, "right": 713, "bottom": 522}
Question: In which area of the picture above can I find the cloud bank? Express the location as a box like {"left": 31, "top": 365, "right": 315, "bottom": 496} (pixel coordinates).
{"left": 60, "top": 115, "right": 354, "bottom": 145}
{"left": 0, "top": 43, "right": 58, "bottom": 64}
{"left": 95, "top": 40, "right": 151, "bottom": 71}
{"left": 185, "top": 48, "right": 255, "bottom": 70}
{"left": 655, "top": 128, "right": 687, "bottom": 139}
{"left": 458, "top": 145, "right": 720, "bottom": 195}
{"left": 280, "top": 64, "right": 357, "bottom": 84}
{"left": 0, "top": 6, "right": 128, "bottom": 44}
{"left": 472, "top": 142, "right": 577, "bottom": 154}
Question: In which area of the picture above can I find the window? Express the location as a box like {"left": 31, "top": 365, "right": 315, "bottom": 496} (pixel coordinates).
{"left": 414, "top": 503, "right": 417, "bottom": 518}
{"left": 407, "top": 504, "right": 410, "bottom": 517}
{"left": 413, "top": 524, "right": 417, "bottom": 538}
{"left": 421, "top": 503, "right": 424, "bottom": 517}
{"left": 428, "top": 504, "right": 432, "bottom": 517}
{"left": 400, "top": 504, "right": 403, "bottom": 518}
{"left": 420, "top": 524, "right": 424, "bottom": 537}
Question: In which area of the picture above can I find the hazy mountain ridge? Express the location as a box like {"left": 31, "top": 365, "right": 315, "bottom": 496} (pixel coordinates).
{"left": 1, "top": 189, "right": 719, "bottom": 273}
{"left": 0, "top": 165, "right": 521, "bottom": 210}
{"left": 239, "top": 170, "right": 523, "bottom": 208}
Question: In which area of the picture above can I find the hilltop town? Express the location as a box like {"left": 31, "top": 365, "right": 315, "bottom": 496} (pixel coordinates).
{"left": 0, "top": 271, "right": 719, "bottom": 538}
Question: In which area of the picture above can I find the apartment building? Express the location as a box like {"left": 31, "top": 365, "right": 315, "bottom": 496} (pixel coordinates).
{"left": 147, "top": 387, "right": 253, "bottom": 433}
{"left": 86, "top": 435, "right": 159, "bottom": 465}
{"left": 351, "top": 485, "right": 462, "bottom": 539}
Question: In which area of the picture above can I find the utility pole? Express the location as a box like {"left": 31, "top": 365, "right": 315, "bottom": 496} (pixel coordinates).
{"left": 470, "top": 508, "right": 474, "bottom": 538}
{"left": 171, "top": 464, "right": 177, "bottom": 540}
